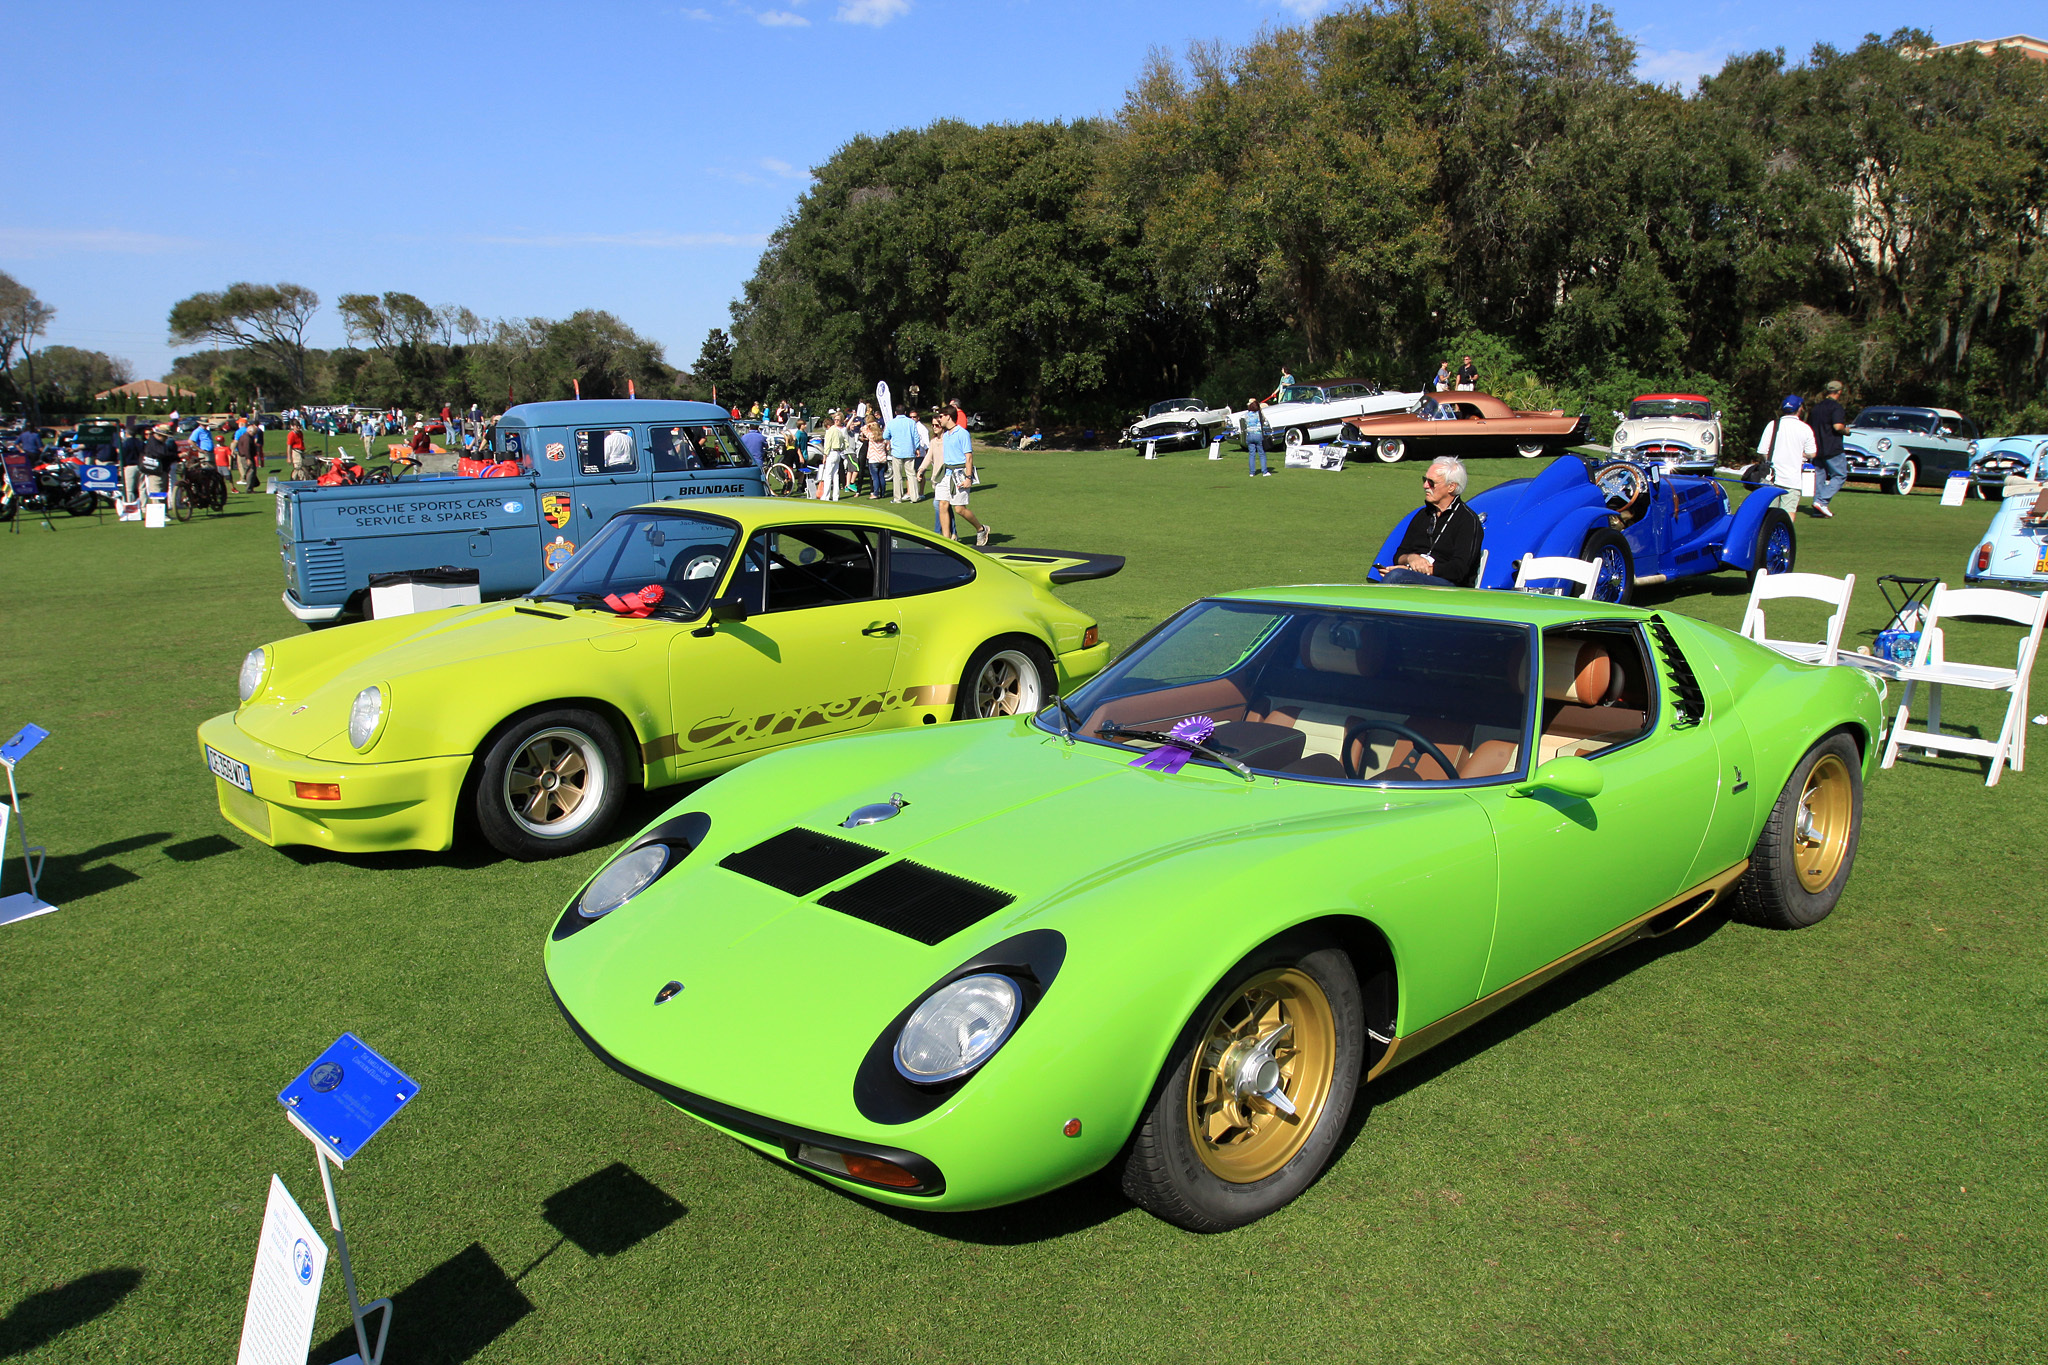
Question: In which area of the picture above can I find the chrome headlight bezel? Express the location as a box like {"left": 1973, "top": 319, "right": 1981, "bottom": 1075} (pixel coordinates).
{"left": 237, "top": 647, "right": 270, "bottom": 705}
{"left": 347, "top": 685, "right": 387, "bottom": 751}
{"left": 892, "top": 973, "right": 1024, "bottom": 1085}
{"left": 576, "top": 844, "right": 670, "bottom": 919}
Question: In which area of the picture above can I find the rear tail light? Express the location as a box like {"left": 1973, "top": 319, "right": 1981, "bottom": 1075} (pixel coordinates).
{"left": 794, "top": 1144, "right": 922, "bottom": 1189}
{"left": 1975, "top": 543, "right": 1994, "bottom": 572}
{"left": 293, "top": 782, "right": 342, "bottom": 801}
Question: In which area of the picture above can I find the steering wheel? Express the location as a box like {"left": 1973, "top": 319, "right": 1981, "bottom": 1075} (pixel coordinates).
{"left": 1345, "top": 720, "right": 1460, "bottom": 782}
{"left": 1591, "top": 462, "right": 1644, "bottom": 510}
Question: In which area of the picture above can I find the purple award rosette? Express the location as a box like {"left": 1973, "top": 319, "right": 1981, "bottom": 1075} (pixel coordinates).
{"left": 1129, "top": 715, "right": 1216, "bottom": 775}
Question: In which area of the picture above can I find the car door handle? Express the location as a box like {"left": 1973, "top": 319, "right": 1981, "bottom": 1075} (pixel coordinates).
{"left": 862, "top": 622, "right": 899, "bottom": 637}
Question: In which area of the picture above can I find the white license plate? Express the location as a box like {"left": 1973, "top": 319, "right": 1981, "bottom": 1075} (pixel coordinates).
{"left": 206, "top": 745, "right": 253, "bottom": 792}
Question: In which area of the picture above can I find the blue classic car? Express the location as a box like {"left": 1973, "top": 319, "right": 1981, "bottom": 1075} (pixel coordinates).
{"left": 1967, "top": 434, "right": 2048, "bottom": 500}
{"left": 1373, "top": 454, "right": 1795, "bottom": 604}
{"left": 1964, "top": 442, "right": 2048, "bottom": 588}
{"left": 1842, "top": 406, "right": 1979, "bottom": 496}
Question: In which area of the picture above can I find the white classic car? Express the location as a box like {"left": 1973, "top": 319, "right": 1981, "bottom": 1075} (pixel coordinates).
{"left": 1231, "top": 379, "right": 1420, "bottom": 447}
{"left": 1121, "top": 398, "right": 1233, "bottom": 453}
{"left": 1609, "top": 393, "right": 1722, "bottom": 472}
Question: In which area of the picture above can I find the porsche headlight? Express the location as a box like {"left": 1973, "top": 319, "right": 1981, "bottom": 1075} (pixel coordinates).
{"left": 237, "top": 648, "right": 269, "bottom": 704}
{"left": 577, "top": 844, "right": 669, "bottom": 919}
{"left": 894, "top": 974, "right": 1022, "bottom": 1084}
{"left": 347, "top": 686, "right": 385, "bottom": 750}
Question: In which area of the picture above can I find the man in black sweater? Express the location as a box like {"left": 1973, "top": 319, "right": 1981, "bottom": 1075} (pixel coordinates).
{"left": 1382, "top": 456, "right": 1484, "bottom": 587}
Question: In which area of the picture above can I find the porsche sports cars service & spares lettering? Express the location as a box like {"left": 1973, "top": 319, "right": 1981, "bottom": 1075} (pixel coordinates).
{"left": 323, "top": 495, "right": 517, "bottom": 529}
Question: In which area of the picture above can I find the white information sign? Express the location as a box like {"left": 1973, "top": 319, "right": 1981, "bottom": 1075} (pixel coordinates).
{"left": 143, "top": 500, "right": 166, "bottom": 528}
{"left": 237, "top": 1175, "right": 328, "bottom": 1365}
{"left": 1940, "top": 472, "right": 1971, "bottom": 506}
{"left": 1144, "top": 441, "right": 1157, "bottom": 460}
{"left": 1207, "top": 439, "right": 1223, "bottom": 460}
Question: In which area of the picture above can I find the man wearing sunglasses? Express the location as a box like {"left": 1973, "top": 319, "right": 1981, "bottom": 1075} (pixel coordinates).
{"left": 1380, "top": 457, "right": 1483, "bottom": 587}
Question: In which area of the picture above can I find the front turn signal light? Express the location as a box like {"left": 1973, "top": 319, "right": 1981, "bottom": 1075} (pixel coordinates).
{"left": 795, "top": 1144, "right": 923, "bottom": 1189}
{"left": 1082, "top": 625, "right": 1099, "bottom": 649}
{"left": 293, "top": 782, "right": 342, "bottom": 801}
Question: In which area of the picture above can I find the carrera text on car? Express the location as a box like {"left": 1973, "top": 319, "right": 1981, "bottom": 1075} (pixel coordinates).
{"left": 199, "top": 500, "right": 1119, "bottom": 859}
{"left": 546, "top": 586, "right": 1882, "bottom": 1231}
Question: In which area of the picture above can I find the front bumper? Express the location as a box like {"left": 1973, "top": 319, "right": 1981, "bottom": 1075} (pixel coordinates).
{"left": 197, "top": 711, "right": 470, "bottom": 853}
{"left": 1125, "top": 425, "right": 1205, "bottom": 451}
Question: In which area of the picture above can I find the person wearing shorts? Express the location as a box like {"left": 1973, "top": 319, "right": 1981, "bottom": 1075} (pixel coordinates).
{"left": 925, "top": 412, "right": 991, "bottom": 546}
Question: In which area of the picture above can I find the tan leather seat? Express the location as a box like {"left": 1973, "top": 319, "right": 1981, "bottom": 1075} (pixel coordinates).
{"left": 1538, "top": 636, "right": 1647, "bottom": 759}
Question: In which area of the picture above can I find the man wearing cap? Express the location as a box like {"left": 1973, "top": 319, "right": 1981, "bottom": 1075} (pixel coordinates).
{"left": 1757, "top": 395, "right": 1817, "bottom": 515}
{"left": 1807, "top": 380, "right": 1848, "bottom": 518}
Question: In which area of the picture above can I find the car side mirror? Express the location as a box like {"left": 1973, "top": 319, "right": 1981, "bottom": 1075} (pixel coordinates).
{"left": 710, "top": 594, "right": 749, "bottom": 624}
{"left": 1512, "top": 756, "right": 1604, "bottom": 801}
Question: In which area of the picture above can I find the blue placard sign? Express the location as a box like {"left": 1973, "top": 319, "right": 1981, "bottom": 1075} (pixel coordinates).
{"left": 1, "top": 725, "right": 49, "bottom": 767}
{"left": 81, "top": 465, "right": 119, "bottom": 493}
{"left": 277, "top": 1032, "right": 419, "bottom": 1161}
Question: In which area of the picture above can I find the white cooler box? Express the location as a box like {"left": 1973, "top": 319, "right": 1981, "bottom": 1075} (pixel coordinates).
{"left": 367, "top": 566, "right": 482, "bottom": 618}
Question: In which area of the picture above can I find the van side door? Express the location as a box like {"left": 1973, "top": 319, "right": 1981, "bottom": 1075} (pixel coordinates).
{"left": 567, "top": 426, "right": 657, "bottom": 537}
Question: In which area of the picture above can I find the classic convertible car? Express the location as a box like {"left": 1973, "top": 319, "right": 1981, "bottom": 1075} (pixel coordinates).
{"left": 1609, "top": 393, "right": 1722, "bottom": 472}
{"left": 1966, "top": 434, "right": 2048, "bottom": 500}
{"left": 1121, "top": 398, "right": 1233, "bottom": 453}
{"left": 1337, "top": 393, "right": 1591, "bottom": 463}
{"left": 1370, "top": 454, "right": 1796, "bottom": 603}
{"left": 545, "top": 585, "right": 1882, "bottom": 1230}
{"left": 1230, "top": 379, "right": 1419, "bottom": 447}
{"left": 199, "top": 499, "right": 1116, "bottom": 859}
{"left": 1843, "top": 406, "right": 1980, "bottom": 495}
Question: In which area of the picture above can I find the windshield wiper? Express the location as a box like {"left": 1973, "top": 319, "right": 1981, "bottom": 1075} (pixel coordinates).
{"left": 1043, "top": 693, "right": 1082, "bottom": 744}
{"left": 1097, "top": 723, "right": 1254, "bottom": 781}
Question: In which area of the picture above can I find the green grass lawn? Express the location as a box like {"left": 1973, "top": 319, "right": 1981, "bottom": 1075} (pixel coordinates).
{"left": 2, "top": 452, "right": 2042, "bottom": 1363}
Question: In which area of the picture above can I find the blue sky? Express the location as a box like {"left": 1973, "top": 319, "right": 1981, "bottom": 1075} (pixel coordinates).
{"left": 6, "top": 0, "right": 2030, "bottom": 382}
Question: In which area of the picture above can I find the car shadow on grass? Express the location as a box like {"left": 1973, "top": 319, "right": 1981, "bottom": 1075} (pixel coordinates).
{"left": 1330, "top": 907, "right": 1735, "bottom": 1167}
{"left": 0, "top": 1267, "right": 144, "bottom": 1359}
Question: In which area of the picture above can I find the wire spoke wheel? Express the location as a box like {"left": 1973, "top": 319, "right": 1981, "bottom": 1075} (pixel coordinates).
{"left": 502, "top": 728, "right": 605, "bottom": 837}
{"left": 1792, "top": 753, "right": 1853, "bottom": 892}
{"left": 1184, "top": 968, "right": 1338, "bottom": 1183}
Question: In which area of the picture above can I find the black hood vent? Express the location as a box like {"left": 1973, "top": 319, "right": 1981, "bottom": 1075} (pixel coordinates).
{"left": 820, "top": 862, "right": 1014, "bottom": 946}
{"left": 719, "top": 828, "right": 884, "bottom": 897}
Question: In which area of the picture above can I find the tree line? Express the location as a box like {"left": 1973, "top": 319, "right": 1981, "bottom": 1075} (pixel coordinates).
{"left": 725, "top": 0, "right": 2048, "bottom": 439}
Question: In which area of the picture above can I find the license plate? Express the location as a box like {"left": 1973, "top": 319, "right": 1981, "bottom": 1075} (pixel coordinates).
{"left": 206, "top": 744, "right": 253, "bottom": 792}
{"left": 2036, "top": 549, "right": 2048, "bottom": 575}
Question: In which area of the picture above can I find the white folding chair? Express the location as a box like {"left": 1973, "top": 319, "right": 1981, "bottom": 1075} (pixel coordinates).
{"left": 1740, "top": 569, "right": 1856, "bottom": 667}
{"left": 1880, "top": 583, "right": 2046, "bottom": 786}
{"left": 1513, "top": 553, "right": 1598, "bottom": 599}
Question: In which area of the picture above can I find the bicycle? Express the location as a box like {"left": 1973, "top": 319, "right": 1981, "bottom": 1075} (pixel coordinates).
{"left": 181, "top": 460, "right": 229, "bottom": 516}
{"left": 764, "top": 461, "right": 800, "bottom": 496}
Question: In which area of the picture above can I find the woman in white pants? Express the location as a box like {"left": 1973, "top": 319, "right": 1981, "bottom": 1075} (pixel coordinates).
{"left": 818, "top": 414, "right": 849, "bottom": 501}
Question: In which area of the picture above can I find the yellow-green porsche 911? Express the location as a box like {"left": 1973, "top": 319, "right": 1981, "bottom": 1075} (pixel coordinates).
{"left": 198, "top": 499, "right": 1119, "bottom": 859}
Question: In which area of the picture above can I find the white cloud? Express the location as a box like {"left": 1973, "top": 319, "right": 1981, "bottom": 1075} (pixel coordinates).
{"left": 463, "top": 231, "right": 770, "bottom": 249}
{"left": 1273, "top": 0, "right": 1332, "bottom": 16}
{"left": 0, "top": 226, "right": 199, "bottom": 256}
{"left": 836, "top": 0, "right": 908, "bottom": 25}
{"left": 759, "top": 157, "right": 810, "bottom": 180}
{"left": 679, "top": 6, "right": 714, "bottom": 18}
{"left": 1635, "top": 46, "right": 1729, "bottom": 91}
{"left": 758, "top": 9, "right": 810, "bottom": 25}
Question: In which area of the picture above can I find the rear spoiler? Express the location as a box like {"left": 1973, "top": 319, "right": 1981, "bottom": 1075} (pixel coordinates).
{"left": 983, "top": 547, "right": 1126, "bottom": 588}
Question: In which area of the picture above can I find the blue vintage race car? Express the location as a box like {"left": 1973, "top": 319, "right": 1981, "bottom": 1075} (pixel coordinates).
{"left": 1372, "top": 454, "right": 1795, "bottom": 604}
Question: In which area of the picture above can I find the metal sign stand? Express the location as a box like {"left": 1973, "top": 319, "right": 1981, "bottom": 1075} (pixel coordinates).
{"left": 0, "top": 724, "right": 55, "bottom": 926}
{"left": 292, "top": 1114, "right": 391, "bottom": 1365}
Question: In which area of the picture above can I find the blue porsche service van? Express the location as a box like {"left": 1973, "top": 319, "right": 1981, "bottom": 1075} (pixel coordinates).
{"left": 276, "top": 399, "right": 761, "bottom": 621}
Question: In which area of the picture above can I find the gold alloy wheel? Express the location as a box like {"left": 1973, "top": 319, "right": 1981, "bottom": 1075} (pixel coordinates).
{"left": 1185, "top": 967, "right": 1338, "bottom": 1183}
{"left": 1793, "top": 753, "right": 1854, "bottom": 892}
{"left": 975, "top": 649, "right": 1042, "bottom": 717}
{"left": 505, "top": 728, "right": 604, "bottom": 836}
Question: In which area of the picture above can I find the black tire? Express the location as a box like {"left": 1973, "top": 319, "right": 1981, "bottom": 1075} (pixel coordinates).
{"left": 1730, "top": 733, "right": 1861, "bottom": 929}
{"left": 173, "top": 496, "right": 193, "bottom": 523}
{"left": 1883, "top": 458, "right": 1917, "bottom": 496}
{"left": 1748, "top": 507, "right": 1797, "bottom": 584}
{"left": 474, "top": 709, "right": 630, "bottom": 860}
{"left": 955, "top": 638, "right": 1054, "bottom": 720}
{"left": 62, "top": 489, "right": 96, "bottom": 516}
{"left": 1580, "top": 527, "right": 1634, "bottom": 604}
{"left": 1121, "top": 935, "right": 1363, "bottom": 1232}
{"left": 1515, "top": 442, "right": 1545, "bottom": 458}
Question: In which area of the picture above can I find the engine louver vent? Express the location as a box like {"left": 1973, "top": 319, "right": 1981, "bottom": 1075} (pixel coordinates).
{"left": 719, "top": 828, "right": 884, "bottom": 897}
{"left": 819, "top": 862, "right": 1014, "bottom": 946}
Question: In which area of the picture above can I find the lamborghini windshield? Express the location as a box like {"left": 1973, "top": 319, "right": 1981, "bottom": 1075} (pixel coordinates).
{"left": 1044, "top": 600, "right": 1534, "bottom": 785}
{"left": 530, "top": 510, "right": 739, "bottom": 614}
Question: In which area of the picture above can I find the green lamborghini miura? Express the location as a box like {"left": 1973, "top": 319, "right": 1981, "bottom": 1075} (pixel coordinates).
{"left": 545, "top": 584, "right": 1885, "bottom": 1230}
